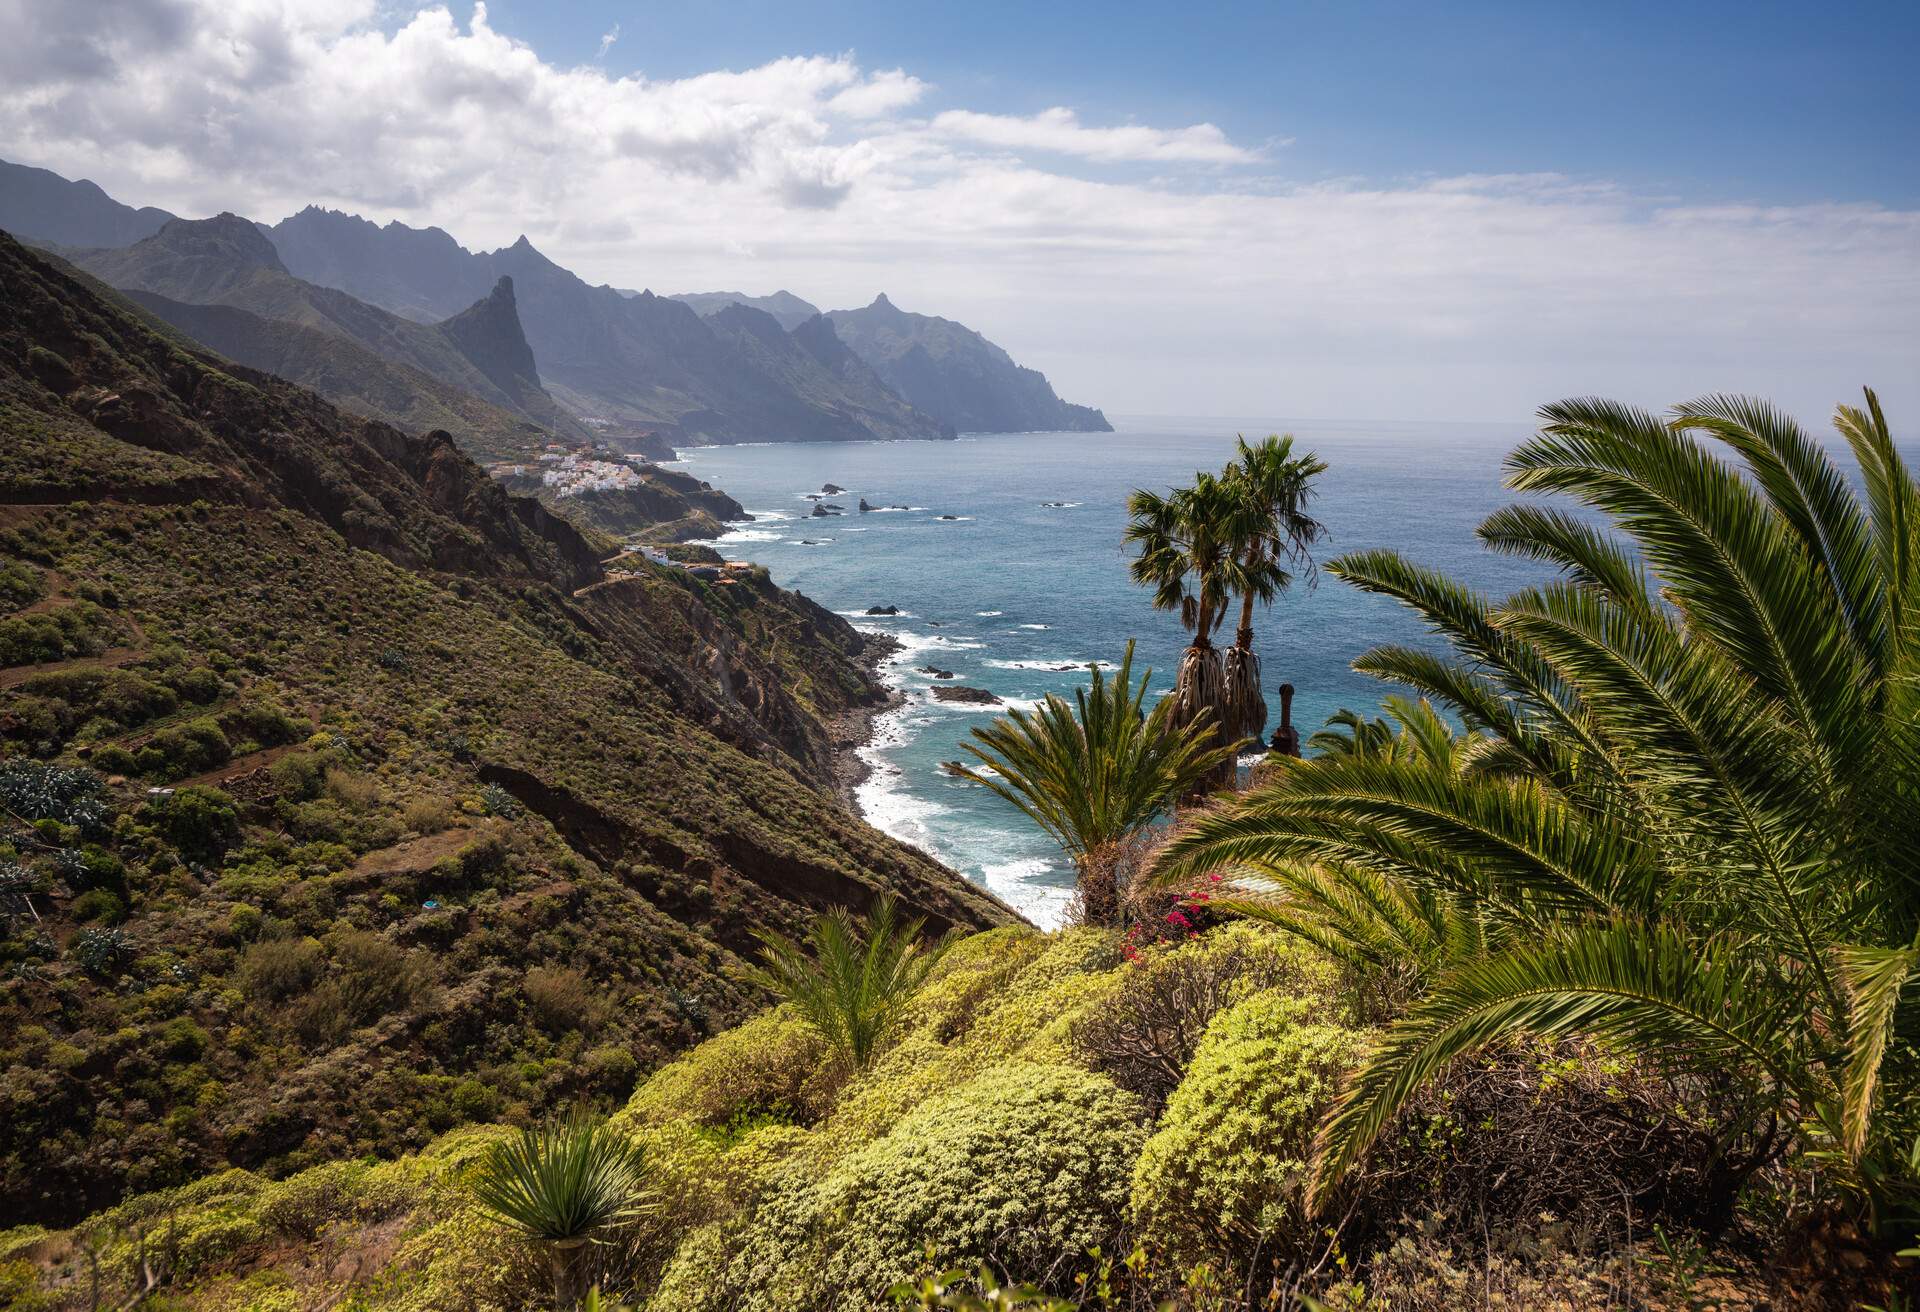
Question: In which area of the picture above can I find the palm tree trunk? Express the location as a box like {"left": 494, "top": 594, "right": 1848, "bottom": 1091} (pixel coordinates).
{"left": 1221, "top": 554, "right": 1269, "bottom": 744}
{"left": 1075, "top": 846, "right": 1121, "bottom": 926}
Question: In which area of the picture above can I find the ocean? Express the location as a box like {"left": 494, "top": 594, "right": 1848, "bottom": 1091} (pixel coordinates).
{"left": 672, "top": 415, "right": 1564, "bottom": 925}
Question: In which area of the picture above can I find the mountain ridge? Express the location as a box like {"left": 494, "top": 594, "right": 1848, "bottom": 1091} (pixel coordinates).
{"left": 828, "top": 293, "right": 1113, "bottom": 433}
{"left": 71, "top": 214, "right": 595, "bottom": 448}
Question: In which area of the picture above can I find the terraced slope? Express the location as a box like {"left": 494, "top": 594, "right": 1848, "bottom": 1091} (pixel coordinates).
{"left": 0, "top": 232, "right": 1011, "bottom": 1225}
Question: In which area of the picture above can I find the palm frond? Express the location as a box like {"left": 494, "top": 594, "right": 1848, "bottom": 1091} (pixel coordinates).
{"left": 1308, "top": 919, "right": 1802, "bottom": 1208}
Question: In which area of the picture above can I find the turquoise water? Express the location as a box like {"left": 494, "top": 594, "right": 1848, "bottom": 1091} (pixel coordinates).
{"left": 674, "top": 416, "right": 1551, "bottom": 924}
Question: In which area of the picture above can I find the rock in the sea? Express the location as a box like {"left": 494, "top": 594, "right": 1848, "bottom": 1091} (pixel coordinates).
{"left": 866, "top": 605, "right": 900, "bottom": 615}
{"left": 941, "top": 760, "right": 973, "bottom": 777}
{"left": 810, "top": 503, "right": 843, "bottom": 518}
{"left": 917, "top": 665, "right": 956, "bottom": 679}
{"left": 936, "top": 514, "right": 959, "bottom": 521}
{"left": 859, "top": 498, "right": 873, "bottom": 512}
{"left": 932, "top": 685, "right": 1001, "bottom": 705}
{"left": 822, "top": 482, "right": 846, "bottom": 494}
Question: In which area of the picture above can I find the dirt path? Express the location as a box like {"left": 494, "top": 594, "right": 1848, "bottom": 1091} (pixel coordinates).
{"left": 0, "top": 646, "right": 146, "bottom": 690}
{"left": 171, "top": 743, "right": 302, "bottom": 790}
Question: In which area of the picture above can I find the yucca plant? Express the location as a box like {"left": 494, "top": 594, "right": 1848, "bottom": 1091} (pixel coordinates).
{"left": 1155, "top": 389, "right": 1920, "bottom": 1233}
{"left": 468, "top": 1111, "right": 652, "bottom": 1309}
{"left": 744, "top": 893, "right": 949, "bottom": 1071}
{"left": 956, "top": 642, "right": 1240, "bottom": 923}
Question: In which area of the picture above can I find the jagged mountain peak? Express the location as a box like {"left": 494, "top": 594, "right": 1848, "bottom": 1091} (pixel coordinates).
{"left": 436, "top": 274, "right": 541, "bottom": 401}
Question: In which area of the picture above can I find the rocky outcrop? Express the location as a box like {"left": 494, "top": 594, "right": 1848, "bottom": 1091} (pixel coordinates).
{"left": 932, "top": 685, "right": 1002, "bottom": 705}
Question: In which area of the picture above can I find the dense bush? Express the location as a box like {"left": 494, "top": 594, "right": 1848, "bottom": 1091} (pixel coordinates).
{"left": 523, "top": 965, "right": 610, "bottom": 1036}
{"left": 0, "top": 601, "right": 113, "bottom": 666}
{"left": 1130, "top": 990, "right": 1361, "bottom": 1272}
{"left": 239, "top": 936, "right": 325, "bottom": 1002}
{"left": 143, "top": 785, "right": 239, "bottom": 859}
{"left": 134, "top": 717, "right": 231, "bottom": 779}
{"left": 617, "top": 1007, "right": 826, "bottom": 1131}
{"left": 0, "top": 559, "right": 45, "bottom": 611}
{"left": 286, "top": 928, "right": 434, "bottom": 1044}
{"left": 1072, "top": 922, "right": 1338, "bottom": 1113}
{"left": 701, "top": 1063, "right": 1146, "bottom": 1310}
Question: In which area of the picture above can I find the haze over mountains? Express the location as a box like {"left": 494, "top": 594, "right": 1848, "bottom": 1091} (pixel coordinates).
{"left": 0, "top": 161, "right": 1110, "bottom": 451}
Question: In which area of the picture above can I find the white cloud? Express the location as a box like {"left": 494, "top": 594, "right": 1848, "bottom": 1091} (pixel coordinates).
{"left": 929, "top": 106, "right": 1259, "bottom": 165}
{"left": 0, "top": 0, "right": 1913, "bottom": 424}
{"left": 827, "top": 67, "right": 926, "bottom": 119}
{"left": 596, "top": 22, "right": 618, "bottom": 59}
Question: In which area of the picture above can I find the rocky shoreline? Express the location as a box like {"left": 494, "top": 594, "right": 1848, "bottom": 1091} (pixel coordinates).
{"left": 823, "top": 630, "right": 905, "bottom": 807}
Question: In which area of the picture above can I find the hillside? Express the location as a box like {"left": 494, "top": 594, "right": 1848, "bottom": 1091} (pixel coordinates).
{"left": 828, "top": 294, "right": 1113, "bottom": 433}
{"left": 0, "top": 232, "right": 1011, "bottom": 1226}
{"left": 72, "top": 215, "right": 593, "bottom": 448}
{"left": 0, "top": 159, "right": 178, "bottom": 250}
{"left": 670, "top": 289, "right": 822, "bottom": 330}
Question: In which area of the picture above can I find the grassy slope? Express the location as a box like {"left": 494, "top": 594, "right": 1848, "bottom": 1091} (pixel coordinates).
{"left": 0, "top": 233, "right": 1012, "bottom": 1226}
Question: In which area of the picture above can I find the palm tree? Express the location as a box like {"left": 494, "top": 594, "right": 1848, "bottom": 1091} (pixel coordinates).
{"left": 1125, "top": 471, "right": 1242, "bottom": 748}
{"left": 1154, "top": 389, "right": 1920, "bottom": 1231}
{"left": 956, "top": 642, "right": 1240, "bottom": 923}
{"left": 1220, "top": 435, "right": 1328, "bottom": 741}
{"left": 744, "top": 893, "right": 950, "bottom": 1071}
{"left": 469, "top": 1111, "right": 652, "bottom": 1309}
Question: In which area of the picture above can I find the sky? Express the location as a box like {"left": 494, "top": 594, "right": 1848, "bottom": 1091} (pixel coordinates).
{"left": 1, "top": 0, "right": 1916, "bottom": 425}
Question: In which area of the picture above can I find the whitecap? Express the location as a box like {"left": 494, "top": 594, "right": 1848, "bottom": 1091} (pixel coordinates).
{"left": 985, "top": 658, "right": 1116, "bottom": 672}
{"left": 1017, "top": 623, "right": 1051, "bottom": 631}
{"left": 716, "top": 528, "right": 784, "bottom": 543}
{"left": 978, "top": 858, "right": 1074, "bottom": 930}
{"left": 975, "top": 610, "right": 1004, "bottom": 617}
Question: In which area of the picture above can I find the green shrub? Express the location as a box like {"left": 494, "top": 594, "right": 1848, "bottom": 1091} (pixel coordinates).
{"left": 618, "top": 1007, "right": 825, "bottom": 1131}
{"left": 139, "top": 718, "right": 231, "bottom": 778}
{"left": 0, "top": 559, "right": 45, "bottom": 611}
{"left": 285, "top": 929, "right": 432, "bottom": 1043}
{"left": 1129, "top": 990, "right": 1361, "bottom": 1269}
{"left": 90, "top": 745, "right": 138, "bottom": 775}
{"left": 217, "top": 699, "right": 309, "bottom": 749}
{"left": 402, "top": 795, "right": 458, "bottom": 834}
{"left": 69, "top": 888, "right": 126, "bottom": 923}
{"left": 710, "top": 1063, "right": 1145, "bottom": 1311}
{"left": 1072, "top": 922, "right": 1339, "bottom": 1113}
{"left": 145, "top": 785, "right": 239, "bottom": 859}
{"left": 523, "top": 965, "right": 609, "bottom": 1036}
{"left": 239, "top": 936, "right": 324, "bottom": 1002}
{"left": 268, "top": 752, "right": 324, "bottom": 800}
